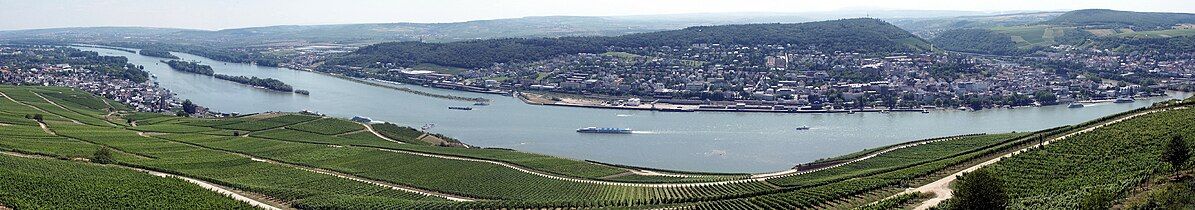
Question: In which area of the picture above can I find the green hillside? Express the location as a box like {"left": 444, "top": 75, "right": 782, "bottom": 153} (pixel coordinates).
{"left": 325, "top": 18, "right": 929, "bottom": 69}
{"left": 931, "top": 26, "right": 1093, "bottom": 55}
{"left": 1043, "top": 9, "right": 1195, "bottom": 29}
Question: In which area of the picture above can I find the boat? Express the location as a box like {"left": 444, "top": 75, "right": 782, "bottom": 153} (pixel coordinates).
{"left": 1068, "top": 103, "right": 1085, "bottom": 108}
{"left": 921, "top": 109, "right": 930, "bottom": 113}
{"left": 794, "top": 126, "right": 811, "bottom": 130}
{"left": 1114, "top": 96, "right": 1135, "bottom": 103}
{"left": 576, "top": 127, "right": 633, "bottom": 134}
{"left": 448, "top": 106, "right": 473, "bottom": 111}
{"left": 473, "top": 102, "right": 490, "bottom": 106}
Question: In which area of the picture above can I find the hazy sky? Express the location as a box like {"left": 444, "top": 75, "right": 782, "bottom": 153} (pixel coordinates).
{"left": 2, "top": 0, "right": 1194, "bottom": 30}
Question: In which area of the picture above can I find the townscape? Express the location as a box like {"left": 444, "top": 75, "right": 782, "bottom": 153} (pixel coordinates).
{"left": 1, "top": 3, "right": 1194, "bottom": 210}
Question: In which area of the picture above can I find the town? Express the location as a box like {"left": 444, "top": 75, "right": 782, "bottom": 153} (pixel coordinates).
{"left": 0, "top": 46, "right": 195, "bottom": 114}
{"left": 338, "top": 43, "right": 1187, "bottom": 112}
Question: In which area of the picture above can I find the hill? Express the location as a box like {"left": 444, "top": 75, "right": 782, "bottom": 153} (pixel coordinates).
{"left": 931, "top": 25, "right": 1094, "bottom": 55}
{"left": 1043, "top": 9, "right": 1195, "bottom": 29}
{"left": 890, "top": 12, "right": 1064, "bottom": 38}
{"left": 324, "top": 18, "right": 929, "bottom": 69}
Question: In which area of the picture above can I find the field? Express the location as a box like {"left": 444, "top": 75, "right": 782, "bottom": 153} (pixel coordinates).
{"left": 990, "top": 25, "right": 1075, "bottom": 48}
{"left": 2, "top": 84, "right": 1191, "bottom": 209}
{"left": 0, "top": 154, "right": 254, "bottom": 209}
{"left": 981, "top": 106, "right": 1195, "bottom": 209}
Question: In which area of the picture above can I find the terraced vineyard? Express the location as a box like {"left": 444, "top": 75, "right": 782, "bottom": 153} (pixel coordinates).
{"left": 0, "top": 154, "right": 255, "bottom": 209}
{"left": 2, "top": 85, "right": 1190, "bottom": 209}
{"left": 978, "top": 105, "right": 1195, "bottom": 209}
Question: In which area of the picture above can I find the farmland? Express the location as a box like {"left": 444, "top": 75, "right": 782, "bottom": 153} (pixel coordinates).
{"left": 0, "top": 154, "right": 255, "bottom": 209}
{"left": 1, "top": 84, "right": 1192, "bottom": 209}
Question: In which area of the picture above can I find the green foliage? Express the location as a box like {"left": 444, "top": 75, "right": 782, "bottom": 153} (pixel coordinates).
{"left": 1163, "top": 135, "right": 1190, "bottom": 171}
{"left": 91, "top": 147, "right": 115, "bottom": 164}
{"left": 182, "top": 99, "right": 197, "bottom": 114}
{"left": 1044, "top": 9, "right": 1195, "bottom": 29}
{"left": 137, "top": 48, "right": 179, "bottom": 59}
{"left": 1078, "top": 188, "right": 1114, "bottom": 210}
{"left": 984, "top": 107, "right": 1195, "bottom": 209}
{"left": 287, "top": 118, "right": 363, "bottom": 135}
{"left": 946, "top": 170, "right": 1007, "bottom": 210}
{"left": 0, "top": 155, "right": 255, "bottom": 209}
{"left": 213, "top": 74, "right": 294, "bottom": 92}
{"left": 163, "top": 60, "right": 215, "bottom": 75}
{"left": 932, "top": 29, "right": 1024, "bottom": 55}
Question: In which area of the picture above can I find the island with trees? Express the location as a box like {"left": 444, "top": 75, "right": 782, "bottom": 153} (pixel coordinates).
{"left": 161, "top": 60, "right": 214, "bottom": 75}
{"left": 138, "top": 49, "right": 179, "bottom": 59}
{"left": 161, "top": 60, "right": 305, "bottom": 94}
{"left": 213, "top": 74, "right": 301, "bottom": 93}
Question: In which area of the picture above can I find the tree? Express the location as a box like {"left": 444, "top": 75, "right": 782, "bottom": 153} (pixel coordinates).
{"left": 1163, "top": 135, "right": 1190, "bottom": 171}
{"left": 92, "top": 148, "right": 115, "bottom": 164}
{"left": 948, "top": 170, "right": 1007, "bottom": 210}
{"left": 32, "top": 114, "right": 43, "bottom": 122}
{"left": 182, "top": 99, "right": 197, "bottom": 115}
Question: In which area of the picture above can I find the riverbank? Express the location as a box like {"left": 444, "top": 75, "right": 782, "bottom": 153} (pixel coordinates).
{"left": 319, "top": 72, "right": 492, "bottom": 103}
{"left": 516, "top": 91, "right": 929, "bottom": 113}
{"left": 516, "top": 91, "right": 1187, "bottom": 114}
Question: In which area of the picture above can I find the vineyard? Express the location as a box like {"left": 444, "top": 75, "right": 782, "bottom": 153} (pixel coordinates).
{"left": 1, "top": 84, "right": 1190, "bottom": 209}
{"left": 0, "top": 155, "right": 255, "bottom": 209}
{"left": 980, "top": 106, "right": 1195, "bottom": 209}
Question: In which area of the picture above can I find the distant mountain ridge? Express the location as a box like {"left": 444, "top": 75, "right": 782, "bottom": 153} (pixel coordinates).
{"left": 1042, "top": 9, "right": 1195, "bottom": 29}
{"left": 0, "top": 10, "right": 1029, "bottom": 46}
{"left": 931, "top": 9, "right": 1195, "bottom": 55}
{"left": 325, "top": 18, "right": 929, "bottom": 69}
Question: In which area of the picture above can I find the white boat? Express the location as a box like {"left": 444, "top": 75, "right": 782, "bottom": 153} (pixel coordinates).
{"left": 576, "top": 127, "right": 632, "bottom": 134}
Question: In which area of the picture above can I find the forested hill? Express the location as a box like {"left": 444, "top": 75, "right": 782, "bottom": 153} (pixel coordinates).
{"left": 324, "top": 18, "right": 929, "bottom": 69}
{"left": 1042, "top": 9, "right": 1195, "bottom": 29}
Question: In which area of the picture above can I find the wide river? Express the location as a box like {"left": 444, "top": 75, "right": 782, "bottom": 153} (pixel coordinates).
{"left": 78, "top": 46, "right": 1192, "bottom": 173}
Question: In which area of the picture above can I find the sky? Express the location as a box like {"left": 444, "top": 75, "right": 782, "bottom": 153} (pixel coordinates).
{"left": 2, "top": 0, "right": 1194, "bottom": 30}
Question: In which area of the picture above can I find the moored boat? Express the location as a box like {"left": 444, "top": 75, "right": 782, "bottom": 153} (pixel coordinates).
{"left": 576, "top": 127, "right": 633, "bottom": 134}
{"left": 448, "top": 106, "right": 473, "bottom": 110}
{"left": 1114, "top": 96, "right": 1135, "bottom": 103}
{"left": 1068, "top": 103, "right": 1084, "bottom": 108}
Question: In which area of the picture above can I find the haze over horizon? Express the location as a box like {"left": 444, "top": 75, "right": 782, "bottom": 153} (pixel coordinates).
{"left": 2, "top": 0, "right": 1195, "bottom": 31}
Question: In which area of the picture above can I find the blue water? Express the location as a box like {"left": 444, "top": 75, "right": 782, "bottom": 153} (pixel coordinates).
{"left": 78, "top": 46, "right": 1193, "bottom": 173}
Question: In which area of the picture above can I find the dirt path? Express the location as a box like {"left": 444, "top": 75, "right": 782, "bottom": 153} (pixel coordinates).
{"left": 0, "top": 91, "right": 82, "bottom": 125}
{"left": 37, "top": 122, "right": 56, "bottom": 135}
{"left": 0, "top": 151, "right": 290, "bottom": 210}
{"left": 147, "top": 135, "right": 477, "bottom": 201}
{"left": 905, "top": 107, "right": 1178, "bottom": 210}
{"left": 33, "top": 92, "right": 116, "bottom": 127}
{"left": 360, "top": 122, "right": 406, "bottom": 144}
{"left": 245, "top": 157, "right": 475, "bottom": 201}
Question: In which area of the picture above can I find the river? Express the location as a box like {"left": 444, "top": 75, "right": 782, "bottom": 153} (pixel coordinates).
{"left": 76, "top": 46, "right": 1192, "bottom": 173}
